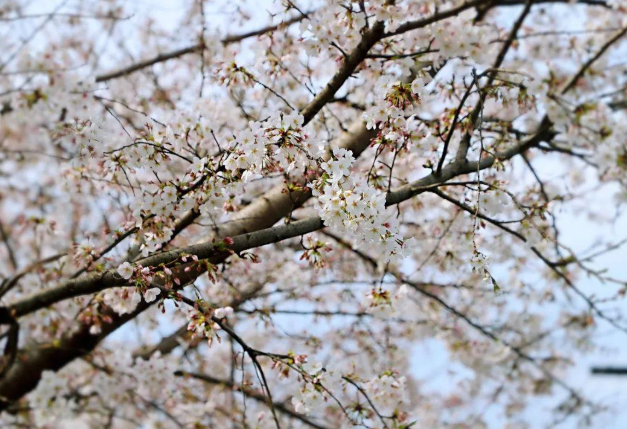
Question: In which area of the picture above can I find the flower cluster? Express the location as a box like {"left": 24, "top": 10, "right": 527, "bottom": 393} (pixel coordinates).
{"left": 224, "top": 112, "right": 311, "bottom": 178}
{"left": 28, "top": 370, "right": 76, "bottom": 427}
{"left": 363, "top": 284, "right": 410, "bottom": 317}
{"left": 311, "top": 148, "right": 408, "bottom": 262}
{"left": 101, "top": 286, "right": 161, "bottom": 317}
{"left": 291, "top": 364, "right": 330, "bottom": 415}
{"left": 187, "top": 309, "right": 221, "bottom": 346}
{"left": 186, "top": 305, "right": 233, "bottom": 346}
{"left": 78, "top": 262, "right": 164, "bottom": 320}
{"left": 364, "top": 75, "right": 425, "bottom": 131}
{"left": 298, "top": 4, "right": 364, "bottom": 56}
{"left": 429, "top": 10, "right": 496, "bottom": 66}
{"left": 3, "top": 1, "right": 626, "bottom": 427}
{"left": 362, "top": 371, "right": 408, "bottom": 410}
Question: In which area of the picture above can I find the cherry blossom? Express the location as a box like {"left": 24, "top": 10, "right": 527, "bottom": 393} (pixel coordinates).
{"left": 117, "top": 262, "right": 134, "bottom": 280}
{"left": 1, "top": 1, "right": 627, "bottom": 428}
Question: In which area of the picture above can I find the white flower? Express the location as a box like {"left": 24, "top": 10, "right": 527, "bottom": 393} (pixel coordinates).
{"left": 117, "top": 262, "right": 134, "bottom": 280}
{"left": 363, "top": 373, "right": 407, "bottom": 409}
{"left": 322, "top": 149, "right": 354, "bottom": 180}
{"left": 143, "top": 287, "right": 161, "bottom": 303}
{"left": 284, "top": 112, "right": 304, "bottom": 128}
{"left": 176, "top": 196, "right": 195, "bottom": 214}
{"left": 214, "top": 306, "right": 233, "bottom": 319}
{"left": 411, "top": 77, "right": 426, "bottom": 95}
{"left": 316, "top": 141, "right": 328, "bottom": 158}
{"left": 385, "top": 131, "right": 400, "bottom": 142}
{"left": 292, "top": 398, "right": 308, "bottom": 414}
{"left": 191, "top": 156, "right": 206, "bottom": 173}
{"left": 524, "top": 227, "right": 544, "bottom": 248}
{"left": 142, "top": 194, "right": 165, "bottom": 214}
{"left": 470, "top": 254, "right": 488, "bottom": 271}
{"left": 292, "top": 381, "right": 327, "bottom": 415}
{"left": 303, "top": 39, "right": 319, "bottom": 56}
{"left": 479, "top": 191, "right": 509, "bottom": 215}
{"left": 161, "top": 185, "right": 178, "bottom": 204}
{"left": 131, "top": 291, "right": 142, "bottom": 306}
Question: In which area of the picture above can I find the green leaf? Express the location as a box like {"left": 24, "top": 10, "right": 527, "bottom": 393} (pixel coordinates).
{"left": 489, "top": 272, "right": 502, "bottom": 295}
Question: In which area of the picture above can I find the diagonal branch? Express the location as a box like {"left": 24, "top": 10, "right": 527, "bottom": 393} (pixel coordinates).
{"left": 95, "top": 14, "right": 308, "bottom": 83}
{"left": 5, "top": 121, "right": 552, "bottom": 320}
{"left": 0, "top": 118, "right": 550, "bottom": 409}
{"left": 176, "top": 371, "right": 331, "bottom": 429}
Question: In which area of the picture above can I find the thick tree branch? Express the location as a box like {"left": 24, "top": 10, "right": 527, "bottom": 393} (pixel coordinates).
{"left": 0, "top": 119, "right": 551, "bottom": 408}
{"left": 3, "top": 1, "right": 612, "bottom": 412}
{"left": 300, "top": 22, "right": 385, "bottom": 124}
{"left": 6, "top": 120, "right": 552, "bottom": 319}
